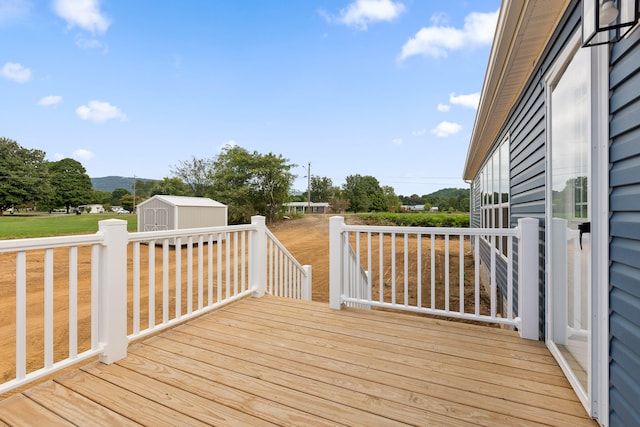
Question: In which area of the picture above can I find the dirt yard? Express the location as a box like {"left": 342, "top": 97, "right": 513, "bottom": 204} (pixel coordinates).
{"left": 1, "top": 214, "right": 489, "bottom": 388}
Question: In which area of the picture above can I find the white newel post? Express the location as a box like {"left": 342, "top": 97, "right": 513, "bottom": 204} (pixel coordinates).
{"left": 517, "top": 217, "right": 540, "bottom": 340}
{"left": 250, "top": 216, "right": 267, "bottom": 298}
{"left": 98, "top": 219, "right": 129, "bottom": 364}
{"left": 302, "top": 265, "right": 312, "bottom": 301}
{"left": 329, "top": 216, "right": 344, "bottom": 310}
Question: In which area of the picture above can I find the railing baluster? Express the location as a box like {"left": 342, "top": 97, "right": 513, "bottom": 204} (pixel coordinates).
{"left": 163, "top": 239, "right": 169, "bottom": 324}
{"left": 69, "top": 246, "right": 78, "bottom": 359}
{"left": 379, "top": 232, "right": 384, "bottom": 304}
{"left": 207, "top": 234, "right": 213, "bottom": 306}
{"left": 44, "top": 249, "right": 54, "bottom": 368}
{"left": 175, "top": 237, "right": 182, "bottom": 319}
{"left": 404, "top": 233, "right": 409, "bottom": 307}
{"left": 91, "top": 244, "right": 99, "bottom": 350}
{"left": 490, "top": 234, "right": 497, "bottom": 319}
{"left": 217, "top": 234, "right": 223, "bottom": 302}
{"left": 367, "top": 232, "right": 372, "bottom": 303}
{"left": 507, "top": 235, "right": 513, "bottom": 321}
{"left": 474, "top": 236, "right": 480, "bottom": 317}
{"left": 187, "top": 236, "right": 193, "bottom": 314}
{"left": 391, "top": 232, "right": 396, "bottom": 305}
{"left": 417, "top": 234, "right": 422, "bottom": 309}
{"left": 445, "top": 234, "right": 450, "bottom": 312}
{"left": 430, "top": 233, "right": 435, "bottom": 310}
{"left": 241, "top": 231, "right": 246, "bottom": 293}
{"left": 16, "top": 251, "right": 26, "bottom": 381}
{"left": 233, "top": 232, "right": 238, "bottom": 296}
{"left": 459, "top": 235, "right": 464, "bottom": 314}
{"left": 198, "top": 235, "right": 204, "bottom": 310}
{"left": 149, "top": 241, "right": 156, "bottom": 327}
{"left": 133, "top": 242, "right": 140, "bottom": 334}
{"left": 225, "top": 233, "right": 231, "bottom": 299}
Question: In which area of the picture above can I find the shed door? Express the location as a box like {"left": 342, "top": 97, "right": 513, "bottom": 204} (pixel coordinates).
{"left": 144, "top": 208, "right": 169, "bottom": 231}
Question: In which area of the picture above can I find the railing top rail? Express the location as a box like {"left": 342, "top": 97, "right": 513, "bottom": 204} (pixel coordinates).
{"left": 129, "top": 224, "right": 257, "bottom": 242}
{"left": 0, "top": 232, "right": 104, "bottom": 253}
{"left": 265, "top": 228, "right": 308, "bottom": 273}
{"left": 340, "top": 224, "right": 520, "bottom": 237}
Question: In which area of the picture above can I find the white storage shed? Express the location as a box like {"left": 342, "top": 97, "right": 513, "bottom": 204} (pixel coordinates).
{"left": 137, "top": 195, "right": 227, "bottom": 232}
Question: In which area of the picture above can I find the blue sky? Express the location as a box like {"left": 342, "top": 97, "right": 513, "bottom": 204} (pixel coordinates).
{"left": 1, "top": 0, "right": 500, "bottom": 196}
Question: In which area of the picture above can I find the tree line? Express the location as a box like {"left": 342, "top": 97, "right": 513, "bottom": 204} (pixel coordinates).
{"left": 1, "top": 137, "right": 468, "bottom": 222}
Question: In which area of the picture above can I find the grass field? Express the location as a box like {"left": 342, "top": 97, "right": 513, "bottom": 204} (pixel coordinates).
{"left": 0, "top": 213, "right": 137, "bottom": 239}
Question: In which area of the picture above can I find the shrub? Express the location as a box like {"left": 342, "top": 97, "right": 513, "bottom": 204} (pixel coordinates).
{"left": 356, "top": 212, "right": 470, "bottom": 228}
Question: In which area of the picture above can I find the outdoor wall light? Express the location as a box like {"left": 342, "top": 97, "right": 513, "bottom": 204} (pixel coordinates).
{"left": 582, "top": 0, "right": 639, "bottom": 46}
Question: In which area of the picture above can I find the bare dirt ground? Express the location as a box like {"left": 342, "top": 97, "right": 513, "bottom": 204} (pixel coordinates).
{"left": 1, "top": 214, "right": 488, "bottom": 389}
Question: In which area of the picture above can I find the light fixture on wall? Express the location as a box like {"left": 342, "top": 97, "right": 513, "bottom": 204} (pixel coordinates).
{"left": 582, "top": 0, "right": 639, "bottom": 47}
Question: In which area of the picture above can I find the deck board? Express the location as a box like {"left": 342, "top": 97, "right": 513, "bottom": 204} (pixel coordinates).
{"left": 0, "top": 296, "right": 597, "bottom": 426}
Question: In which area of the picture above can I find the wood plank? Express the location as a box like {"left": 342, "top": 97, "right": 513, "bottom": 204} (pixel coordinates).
{"left": 138, "top": 339, "right": 481, "bottom": 427}
{"left": 191, "top": 308, "right": 570, "bottom": 386}
{"left": 24, "top": 381, "right": 141, "bottom": 426}
{"left": 117, "top": 352, "right": 339, "bottom": 427}
{"left": 55, "top": 368, "right": 210, "bottom": 426}
{"left": 248, "top": 297, "right": 552, "bottom": 355}
{"left": 222, "top": 302, "right": 557, "bottom": 363}
{"left": 0, "top": 394, "right": 73, "bottom": 426}
{"left": 81, "top": 362, "right": 278, "bottom": 427}
{"left": 129, "top": 342, "right": 418, "bottom": 427}
{"left": 155, "top": 328, "right": 590, "bottom": 426}
{"left": 167, "top": 318, "right": 593, "bottom": 425}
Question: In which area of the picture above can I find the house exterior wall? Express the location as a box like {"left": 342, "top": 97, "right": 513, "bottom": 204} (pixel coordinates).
{"left": 469, "top": 1, "right": 640, "bottom": 423}
{"left": 608, "top": 28, "right": 640, "bottom": 427}
{"left": 469, "top": 2, "right": 581, "bottom": 338}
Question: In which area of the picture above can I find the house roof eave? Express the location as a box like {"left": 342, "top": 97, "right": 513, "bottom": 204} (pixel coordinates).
{"left": 463, "top": 0, "right": 571, "bottom": 181}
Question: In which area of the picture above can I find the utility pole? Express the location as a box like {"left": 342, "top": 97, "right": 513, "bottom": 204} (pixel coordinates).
{"left": 307, "top": 162, "right": 311, "bottom": 214}
{"left": 133, "top": 174, "right": 136, "bottom": 213}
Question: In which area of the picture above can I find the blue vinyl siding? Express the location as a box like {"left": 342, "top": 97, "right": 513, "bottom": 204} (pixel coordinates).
{"left": 609, "top": 26, "right": 640, "bottom": 427}
{"left": 470, "top": 2, "right": 581, "bottom": 337}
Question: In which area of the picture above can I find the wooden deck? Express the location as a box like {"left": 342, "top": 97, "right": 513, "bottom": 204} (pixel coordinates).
{"left": 0, "top": 296, "right": 595, "bottom": 426}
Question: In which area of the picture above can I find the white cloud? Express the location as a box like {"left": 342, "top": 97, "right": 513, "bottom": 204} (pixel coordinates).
{"left": 72, "top": 148, "right": 95, "bottom": 160}
{"left": 0, "top": 0, "right": 31, "bottom": 23}
{"left": 1, "top": 62, "right": 31, "bottom": 83}
{"left": 431, "top": 121, "right": 462, "bottom": 137}
{"left": 411, "top": 129, "right": 426, "bottom": 136}
{"left": 53, "top": 0, "right": 110, "bottom": 34}
{"left": 437, "top": 103, "right": 450, "bottom": 112}
{"left": 76, "top": 100, "right": 126, "bottom": 123}
{"left": 53, "top": 149, "right": 95, "bottom": 161}
{"left": 449, "top": 92, "right": 480, "bottom": 109}
{"left": 37, "top": 95, "right": 63, "bottom": 106}
{"left": 399, "top": 9, "right": 498, "bottom": 60}
{"left": 322, "top": 0, "right": 405, "bottom": 30}
{"left": 392, "top": 137, "right": 403, "bottom": 145}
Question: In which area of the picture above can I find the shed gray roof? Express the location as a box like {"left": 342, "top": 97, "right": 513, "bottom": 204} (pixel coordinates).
{"left": 139, "top": 195, "right": 226, "bottom": 208}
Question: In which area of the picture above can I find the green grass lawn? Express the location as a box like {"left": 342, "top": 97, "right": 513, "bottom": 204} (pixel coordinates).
{"left": 0, "top": 213, "right": 137, "bottom": 239}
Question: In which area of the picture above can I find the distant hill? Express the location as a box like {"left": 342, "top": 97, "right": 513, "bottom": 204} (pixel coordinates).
{"left": 91, "top": 176, "right": 157, "bottom": 193}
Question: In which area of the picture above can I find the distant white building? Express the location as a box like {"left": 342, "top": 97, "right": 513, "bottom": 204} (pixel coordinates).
{"left": 78, "top": 204, "right": 105, "bottom": 214}
{"left": 284, "top": 202, "right": 330, "bottom": 214}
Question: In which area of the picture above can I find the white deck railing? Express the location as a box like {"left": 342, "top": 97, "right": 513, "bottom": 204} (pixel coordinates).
{"left": 329, "top": 216, "right": 539, "bottom": 340}
{"left": 0, "top": 216, "right": 310, "bottom": 394}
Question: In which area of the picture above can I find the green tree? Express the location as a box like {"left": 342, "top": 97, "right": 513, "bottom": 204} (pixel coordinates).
{"left": 342, "top": 174, "right": 387, "bottom": 213}
{"left": 309, "top": 176, "right": 333, "bottom": 202}
{"left": 111, "top": 188, "right": 130, "bottom": 206}
{"left": 48, "top": 158, "right": 94, "bottom": 213}
{"left": 151, "top": 177, "right": 193, "bottom": 196}
{"left": 0, "top": 137, "right": 50, "bottom": 214}
{"left": 382, "top": 186, "right": 401, "bottom": 212}
{"left": 171, "top": 155, "right": 214, "bottom": 197}
{"left": 209, "top": 145, "right": 295, "bottom": 224}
